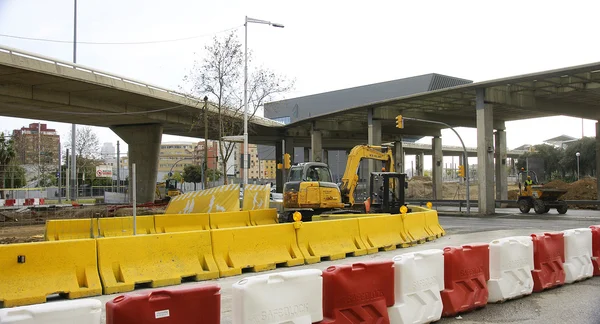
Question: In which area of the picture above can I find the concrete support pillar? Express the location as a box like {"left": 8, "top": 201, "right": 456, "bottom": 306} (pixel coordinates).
{"left": 476, "top": 88, "right": 495, "bottom": 215}
{"left": 276, "top": 140, "right": 284, "bottom": 192}
{"left": 323, "top": 149, "right": 329, "bottom": 165}
{"left": 432, "top": 136, "right": 443, "bottom": 200}
{"left": 303, "top": 148, "right": 310, "bottom": 162}
{"left": 495, "top": 129, "right": 508, "bottom": 200}
{"left": 596, "top": 122, "right": 600, "bottom": 200}
{"left": 416, "top": 153, "right": 425, "bottom": 176}
{"left": 393, "top": 140, "right": 404, "bottom": 173}
{"left": 311, "top": 130, "right": 323, "bottom": 162}
{"left": 111, "top": 124, "right": 162, "bottom": 204}
{"left": 367, "top": 109, "right": 382, "bottom": 193}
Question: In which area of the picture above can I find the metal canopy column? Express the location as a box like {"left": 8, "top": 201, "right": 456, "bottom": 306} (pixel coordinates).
{"left": 275, "top": 140, "right": 284, "bottom": 192}
{"left": 367, "top": 108, "right": 382, "bottom": 193}
{"left": 476, "top": 88, "right": 495, "bottom": 215}
{"left": 432, "top": 136, "right": 443, "bottom": 200}
{"left": 311, "top": 129, "right": 323, "bottom": 162}
{"left": 393, "top": 140, "right": 404, "bottom": 173}
{"left": 495, "top": 128, "right": 508, "bottom": 201}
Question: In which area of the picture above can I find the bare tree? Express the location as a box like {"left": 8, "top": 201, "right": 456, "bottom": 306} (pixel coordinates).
{"left": 65, "top": 126, "right": 101, "bottom": 182}
{"left": 182, "top": 32, "right": 294, "bottom": 183}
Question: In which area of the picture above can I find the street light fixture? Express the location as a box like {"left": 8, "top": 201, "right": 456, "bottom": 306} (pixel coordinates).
{"left": 243, "top": 16, "right": 284, "bottom": 186}
{"left": 576, "top": 151, "right": 581, "bottom": 180}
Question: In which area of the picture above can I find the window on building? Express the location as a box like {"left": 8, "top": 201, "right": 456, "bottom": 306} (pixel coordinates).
{"left": 272, "top": 116, "right": 291, "bottom": 124}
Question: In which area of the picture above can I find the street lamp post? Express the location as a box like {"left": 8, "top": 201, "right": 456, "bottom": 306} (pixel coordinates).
{"left": 576, "top": 151, "right": 581, "bottom": 180}
{"left": 243, "top": 16, "right": 284, "bottom": 186}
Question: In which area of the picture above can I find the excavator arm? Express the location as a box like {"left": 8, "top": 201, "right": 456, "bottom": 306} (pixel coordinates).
{"left": 339, "top": 145, "right": 395, "bottom": 205}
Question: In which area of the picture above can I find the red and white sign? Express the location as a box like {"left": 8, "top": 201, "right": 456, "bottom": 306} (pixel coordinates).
{"left": 96, "top": 166, "right": 113, "bottom": 178}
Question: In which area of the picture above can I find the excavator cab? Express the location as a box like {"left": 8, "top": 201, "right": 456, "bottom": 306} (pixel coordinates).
{"left": 368, "top": 172, "right": 407, "bottom": 214}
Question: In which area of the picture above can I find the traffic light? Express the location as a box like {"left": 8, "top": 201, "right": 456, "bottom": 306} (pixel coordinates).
{"left": 283, "top": 153, "right": 291, "bottom": 169}
{"left": 458, "top": 165, "right": 465, "bottom": 178}
{"left": 395, "top": 115, "right": 404, "bottom": 129}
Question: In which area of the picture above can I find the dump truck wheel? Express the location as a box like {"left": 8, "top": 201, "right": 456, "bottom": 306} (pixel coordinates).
{"left": 518, "top": 199, "right": 531, "bottom": 213}
{"left": 278, "top": 212, "right": 293, "bottom": 223}
{"left": 544, "top": 206, "right": 551, "bottom": 213}
{"left": 557, "top": 203, "right": 568, "bottom": 215}
{"left": 533, "top": 199, "right": 546, "bottom": 214}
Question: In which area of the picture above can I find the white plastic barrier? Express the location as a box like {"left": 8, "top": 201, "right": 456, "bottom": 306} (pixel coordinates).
{"left": 0, "top": 299, "right": 101, "bottom": 324}
{"left": 487, "top": 236, "right": 534, "bottom": 302}
{"left": 563, "top": 228, "right": 593, "bottom": 284}
{"left": 232, "top": 269, "right": 323, "bottom": 324}
{"left": 388, "top": 249, "right": 444, "bottom": 324}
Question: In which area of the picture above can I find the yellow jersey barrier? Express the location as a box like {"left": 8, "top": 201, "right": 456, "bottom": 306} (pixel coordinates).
{"left": 295, "top": 218, "right": 368, "bottom": 264}
{"left": 0, "top": 239, "right": 102, "bottom": 307}
{"left": 165, "top": 184, "right": 240, "bottom": 214}
{"left": 96, "top": 231, "right": 219, "bottom": 295}
{"left": 45, "top": 218, "right": 98, "bottom": 240}
{"left": 249, "top": 208, "right": 278, "bottom": 225}
{"left": 358, "top": 214, "right": 411, "bottom": 253}
{"left": 211, "top": 223, "right": 304, "bottom": 277}
{"left": 97, "top": 216, "right": 155, "bottom": 237}
{"left": 242, "top": 184, "right": 271, "bottom": 211}
{"left": 411, "top": 206, "right": 446, "bottom": 239}
{"left": 401, "top": 211, "right": 430, "bottom": 244}
{"left": 154, "top": 213, "right": 210, "bottom": 233}
{"left": 209, "top": 211, "right": 251, "bottom": 229}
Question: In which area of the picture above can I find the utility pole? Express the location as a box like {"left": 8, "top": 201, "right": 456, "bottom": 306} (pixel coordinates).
{"left": 116, "top": 140, "right": 120, "bottom": 194}
{"left": 203, "top": 96, "right": 209, "bottom": 189}
{"left": 71, "top": 0, "right": 78, "bottom": 202}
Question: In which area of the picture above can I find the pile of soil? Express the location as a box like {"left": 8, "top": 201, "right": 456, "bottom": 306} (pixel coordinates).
{"left": 543, "top": 180, "right": 569, "bottom": 190}
{"left": 562, "top": 178, "right": 597, "bottom": 200}
{"left": 0, "top": 236, "right": 44, "bottom": 244}
{"left": 508, "top": 190, "right": 519, "bottom": 200}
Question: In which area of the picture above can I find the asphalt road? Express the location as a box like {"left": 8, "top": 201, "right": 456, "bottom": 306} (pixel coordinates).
{"left": 85, "top": 210, "right": 600, "bottom": 324}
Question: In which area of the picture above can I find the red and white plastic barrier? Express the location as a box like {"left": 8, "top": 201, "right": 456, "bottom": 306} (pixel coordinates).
{"left": 106, "top": 285, "right": 220, "bottom": 324}
{"left": 0, "top": 299, "right": 101, "bottom": 324}
{"left": 232, "top": 269, "right": 323, "bottom": 324}
{"left": 591, "top": 225, "right": 600, "bottom": 276}
{"left": 562, "top": 228, "right": 593, "bottom": 283}
{"left": 388, "top": 249, "right": 444, "bottom": 324}
{"left": 487, "top": 236, "right": 534, "bottom": 302}
{"left": 2, "top": 198, "right": 45, "bottom": 207}
{"left": 531, "top": 232, "right": 566, "bottom": 292}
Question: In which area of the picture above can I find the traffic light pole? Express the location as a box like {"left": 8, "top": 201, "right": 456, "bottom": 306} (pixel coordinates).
{"left": 396, "top": 116, "right": 470, "bottom": 214}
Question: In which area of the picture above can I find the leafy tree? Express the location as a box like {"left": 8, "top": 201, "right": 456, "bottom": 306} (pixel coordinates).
{"left": 0, "top": 133, "right": 15, "bottom": 198}
{"left": 560, "top": 137, "right": 596, "bottom": 178}
{"left": 182, "top": 32, "right": 294, "bottom": 183}
{"left": 183, "top": 165, "right": 203, "bottom": 190}
{"left": 206, "top": 168, "right": 222, "bottom": 182}
{"left": 3, "top": 163, "right": 26, "bottom": 189}
{"left": 163, "top": 171, "right": 183, "bottom": 183}
{"left": 516, "top": 144, "right": 565, "bottom": 180}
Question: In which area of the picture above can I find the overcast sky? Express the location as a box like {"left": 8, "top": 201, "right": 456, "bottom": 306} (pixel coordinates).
{"left": 0, "top": 0, "right": 598, "bottom": 169}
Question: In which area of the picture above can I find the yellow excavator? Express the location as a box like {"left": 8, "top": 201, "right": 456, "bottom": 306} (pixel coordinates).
{"left": 282, "top": 145, "right": 396, "bottom": 221}
{"left": 155, "top": 179, "right": 182, "bottom": 203}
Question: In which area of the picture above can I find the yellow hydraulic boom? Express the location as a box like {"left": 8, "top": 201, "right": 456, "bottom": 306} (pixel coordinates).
{"left": 340, "top": 145, "right": 395, "bottom": 205}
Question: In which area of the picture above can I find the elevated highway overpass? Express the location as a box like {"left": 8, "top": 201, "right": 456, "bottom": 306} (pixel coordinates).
{"left": 0, "top": 46, "right": 282, "bottom": 202}
{"left": 2, "top": 44, "right": 600, "bottom": 212}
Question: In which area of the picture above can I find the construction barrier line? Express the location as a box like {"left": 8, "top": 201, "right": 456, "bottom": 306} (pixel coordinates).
{"left": 242, "top": 184, "right": 271, "bottom": 211}
{"left": 154, "top": 213, "right": 210, "bottom": 233}
{"left": 97, "top": 231, "right": 219, "bottom": 295}
{"left": 232, "top": 269, "right": 323, "bottom": 324}
{"left": 487, "top": 236, "right": 534, "bottom": 303}
{"left": 591, "top": 225, "right": 600, "bottom": 276}
{"left": 401, "top": 212, "right": 430, "bottom": 244}
{"left": 248, "top": 208, "right": 278, "bottom": 226}
{"left": 0, "top": 299, "right": 102, "bottom": 324}
{"left": 358, "top": 214, "right": 410, "bottom": 253}
{"left": 211, "top": 223, "right": 304, "bottom": 277}
{"left": 0, "top": 239, "right": 102, "bottom": 307}
{"left": 295, "top": 218, "right": 368, "bottom": 264}
{"left": 45, "top": 218, "right": 99, "bottom": 241}
{"left": 388, "top": 249, "right": 444, "bottom": 324}
{"left": 562, "top": 228, "right": 594, "bottom": 283}
{"left": 98, "top": 216, "right": 156, "bottom": 237}
{"left": 106, "top": 285, "right": 221, "bottom": 324}
{"left": 209, "top": 211, "right": 251, "bottom": 229}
